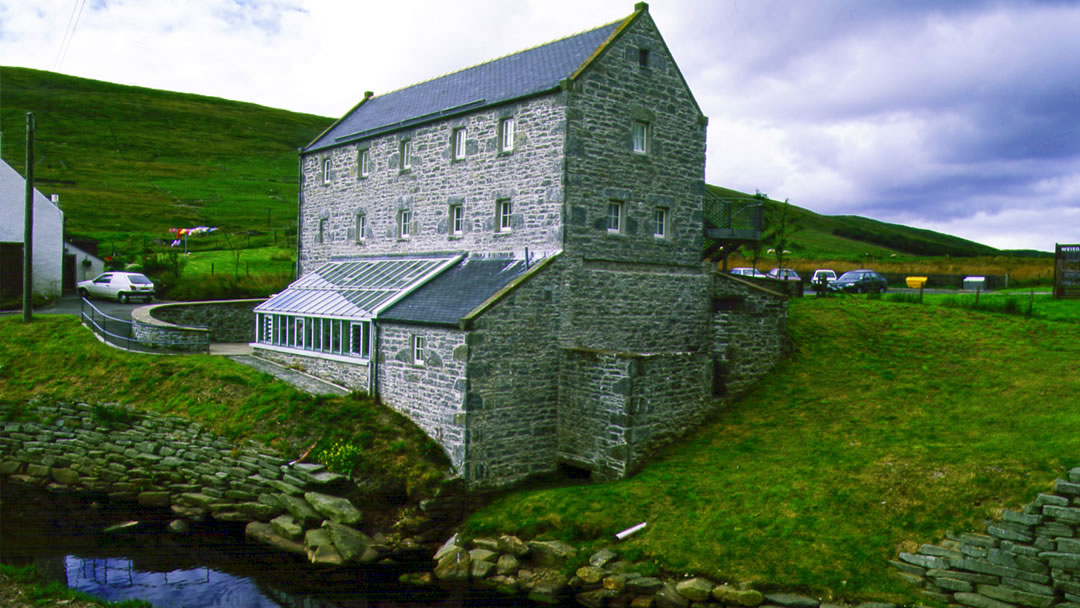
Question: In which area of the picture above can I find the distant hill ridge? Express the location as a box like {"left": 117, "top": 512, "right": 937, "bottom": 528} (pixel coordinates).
{"left": 2, "top": 66, "right": 1022, "bottom": 257}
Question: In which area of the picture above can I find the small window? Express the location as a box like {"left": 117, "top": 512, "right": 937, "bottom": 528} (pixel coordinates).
{"left": 355, "top": 212, "right": 366, "bottom": 242}
{"left": 413, "top": 335, "right": 425, "bottom": 365}
{"left": 639, "top": 48, "right": 649, "bottom": 68}
{"left": 322, "top": 158, "right": 332, "bottom": 183}
{"left": 399, "top": 210, "right": 412, "bottom": 239}
{"left": 632, "top": 120, "right": 649, "bottom": 154}
{"left": 499, "top": 117, "right": 515, "bottom": 152}
{"left": 401, "top": 140, "right": 412, "bottom": 170}
{"left": 358, "top": 149, "right": 370, "bottom": 178}
{"left": 654, "top": 207, "right": 668, "bottom": 238}
{"left": 607, "top": 201, "right": 623, "bottom": 233}
{"left": 317, "top": 218, "right": 327, "bottom": 244}
{"left": 450, "top": 204, "right": 464, "bottom": 236}
{"left": 453, "top": 128, "right": 467, "bottom": 160}
{"left": 351, "top": 322, "right": 370, "bottom": 359}
{"left": 497, "top": 199, "right": 512, "bottom": 232}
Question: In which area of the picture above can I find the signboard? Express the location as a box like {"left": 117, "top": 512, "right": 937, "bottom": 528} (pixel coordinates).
{"left": 1054, "top": 244, "right": 1080, "bottom": 299}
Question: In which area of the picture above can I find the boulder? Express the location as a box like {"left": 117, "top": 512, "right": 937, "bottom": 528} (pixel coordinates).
{"left": 305, "top": 528, "right": 344, "bottom": 566}
{"left": 655, "top": 582, "right": 691, "bottom": 608}
{"left": 496, "top": 553, "right": 520, "bottom": 575}
{"left": 434, "top": 533, "right": 463, "bottom": 561}
{"left": 714, "top": 585, "right": 764, "bottom": 607}
{"left": 498, "top": 534, "right": 530, "bottom": 556}
{"left": 470, "top": 548, "right": 497, "bottom": 563}
{"left": 244, "top": 521, "right": 305, "bottom": 555}
{"left": 576, "top": 589, "right": 620, "bottom": 608}
{"left": 528, "top": 539, "right": 577, "bottom": 566}
{"left": 589, "top": 548, "right": 617, "bottom": 568}
{"left": 323, "top": 520, "right": 379, "bottom": 564}
{"left": 675, "top": 577, "right": 715, "bottom": 602}
{"left": 271, "top": 514, "right": 303, "bottom": 540}
{"left": 167, "top": 519, "right": 190, "bottom": 534}
{"left": 472, "top": 537, "right": 501, "bottom": 551}
{"left": 278, "top": 494, "right": 321, "bottom": 528}
{"left": 136, "top": 491, "right": 171, "bottom": 507}
{"left": 471, "top": 559, "right": 496, "bottom": 578}
{"left": 434, "top": 546, "right": 470, "bottom": 581}
{"left": 764, "top": 593, "right": 821, "bottom": 608}
{"left": 576, "top": 566, "right": 606, "bottom": 584}
{"left": 304, "top": 491, "right": 362, "bottom": 525}
{"left": 51, "top": 468, "right": 81, "bottom": 485}
{"left": 626, "top": 576, "right": 663, "bottom": 594}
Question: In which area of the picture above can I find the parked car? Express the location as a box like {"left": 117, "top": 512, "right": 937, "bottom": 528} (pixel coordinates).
{"left": 810, "top": 269, "right": 837, "bottom": 286}
{"left": 829, "top": 269, "right": 888, "bottom": 293}
{"left": 767, "top": 268, "right": 801, "bottom": 281}
{"left": 77, "top": 272, "right": 156, "bottom": 303}
{"left": 730, "top": 267, "right": 767, "bottom": 278}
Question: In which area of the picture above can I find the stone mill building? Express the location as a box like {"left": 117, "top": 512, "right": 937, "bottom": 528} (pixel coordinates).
{"left": 252, "top": 3, "right": 788, "bottom": 488}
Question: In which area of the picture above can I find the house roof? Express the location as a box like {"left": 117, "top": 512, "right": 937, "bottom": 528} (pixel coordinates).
{"left": 0, "top": 159, "right": 58, "bottom": 214}
{"left": 304, "top": 9, "right": 641, "bottom": 153}
{"left": 379, "top": 255, "right": 534, "bottom": 326}
{"left": 254, "top": 253, "right": 462, "bottom": 319}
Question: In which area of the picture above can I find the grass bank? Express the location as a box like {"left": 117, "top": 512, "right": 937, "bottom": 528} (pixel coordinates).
{"left": 0, "top": 564, "right": 150, "bottom": 607}
{"left": 0, "top": 315, "right": 448, "bottom": 497}
{"left": 464, "top": 298, "right": 1080, "bottom": 602}
{"left": 882, "top": 290, "right": 1079, "bottom": 323}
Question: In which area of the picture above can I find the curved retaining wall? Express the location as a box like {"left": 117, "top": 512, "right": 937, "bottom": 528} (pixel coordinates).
{"left": 131, "top": 299, "right": 264, "bottom": 348}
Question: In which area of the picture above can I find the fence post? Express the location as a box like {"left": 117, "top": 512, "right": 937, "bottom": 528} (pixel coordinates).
{"left": 975, "top": 289, "right": 980, "bottom": 307}
{"left": 919, "top": 284, "right": 924, "bottom": 304}
{"left": 1028, "top": 290, "right": 1034, "bottom": 317}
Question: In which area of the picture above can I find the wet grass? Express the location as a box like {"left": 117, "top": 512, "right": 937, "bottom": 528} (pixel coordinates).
{"left": 0, "top": 563, "right": 151, "bottom": 607}
{"left": 464, "top": 298, "right": 1080, "bottom": 602}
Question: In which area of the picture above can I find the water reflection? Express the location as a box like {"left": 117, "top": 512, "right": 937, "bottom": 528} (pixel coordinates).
{"left": 65, "top": 556, "right": 281, "bottom": 607}
{"left": 1, "top": 482, "right": 528, "bottom": 608}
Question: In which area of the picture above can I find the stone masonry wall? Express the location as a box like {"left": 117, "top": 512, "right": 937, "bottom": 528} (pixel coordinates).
{"left": 712, "top": 275, "right": 789, "bottom": 397}
{"left": 299, "top": 94, "right": 567, "bottom": 275}
{"left": 0, "top": 400, "right": 421, "bottom": 568}
{"left": 895, "top": 472, "right": 1080, "bottom": 608}
{"left": 253, "top": 346, "right": 370, "bottom": 391}
{"left": 130, "top": 321, "right": 208, "bottom": 352}
{"left": 557, "top": 349, "right": 709, "bottom": 480}
{"left": 148, "top": 299, "right": 263, "bottom": 342}
{"left": 376, "top": 324, "right": 468, "bottom": 473}
{"left": 563, "top": 11, "right": 707, "bottom": 268}
{"left": 458, "top": 258, "right": 568, "bottom": 487}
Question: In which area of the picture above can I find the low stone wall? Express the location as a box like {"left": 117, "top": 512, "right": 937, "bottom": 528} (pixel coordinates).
{"left": 0, "top": 400, "right": 438, "bottom": 567}
{"left": 130, "top": 317, "right": 209, "bottom": 353}
{"left": 143, "top": 299, "right": 264, "bottom": 343}
{"left": 894, "top": 471, "right": 1080, "bottom": 608}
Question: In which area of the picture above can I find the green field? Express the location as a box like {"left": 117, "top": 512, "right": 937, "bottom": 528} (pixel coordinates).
{"left": 464, "top": 297, "right": 1080, "bottom": 601}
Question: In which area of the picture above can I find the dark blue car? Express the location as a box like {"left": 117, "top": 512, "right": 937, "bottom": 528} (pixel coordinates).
{"left": 829, "top": 269, "right": 888, "bottom": 293}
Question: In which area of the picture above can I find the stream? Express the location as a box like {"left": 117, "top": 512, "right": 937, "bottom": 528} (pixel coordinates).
{"left": 0, "top": 481, "right": 529, "bottom": 607}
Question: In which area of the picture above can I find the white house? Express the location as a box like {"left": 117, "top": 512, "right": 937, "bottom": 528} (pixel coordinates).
{"left": 0, "top": 159, "right": 64, "bottom": 302}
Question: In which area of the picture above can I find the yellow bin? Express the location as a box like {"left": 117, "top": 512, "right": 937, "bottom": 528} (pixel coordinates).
{"left": 906, "top": 276, "right": 928, "bottom": 288}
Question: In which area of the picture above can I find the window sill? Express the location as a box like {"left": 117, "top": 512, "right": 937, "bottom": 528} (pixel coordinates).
{"left": 493, "top": 230, "right": 514, "bottom": 237}
{"left": 448, "top": 234, "right": 464, "bottom": 240}
{"left": 605, "top": 230, "right": 627, "bottom": 238}
{"left": 397, "top": 237, "right": 411, "bottom": 242}
{"left": 497, "top": 150, "right": 514, "bottom": 157}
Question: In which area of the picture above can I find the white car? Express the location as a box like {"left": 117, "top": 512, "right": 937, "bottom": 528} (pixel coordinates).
{"left": 77, "top": 272, "right": 156, "bottom": 303}
{"left": 730, "top": 267, "right": 767, "bottom": 278}
{"left": 811, "top": 269, "right": 837, "bottom": 286}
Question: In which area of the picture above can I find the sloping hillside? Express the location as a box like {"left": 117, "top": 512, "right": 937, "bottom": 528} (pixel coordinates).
{"left": 0, "top": 66, "right": 332, "bottom": 242}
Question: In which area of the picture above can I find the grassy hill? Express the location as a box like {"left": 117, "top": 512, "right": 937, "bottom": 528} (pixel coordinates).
{"left": 707, "top": 185, "right": 1003, "bottom": 260}
{"left": 0, "top": 66, "right": 333, "bottom": 246}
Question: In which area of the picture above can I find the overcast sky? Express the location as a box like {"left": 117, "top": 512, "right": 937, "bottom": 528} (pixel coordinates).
{"left": 2, "top": 0, "right": 1077, "bottom": 252}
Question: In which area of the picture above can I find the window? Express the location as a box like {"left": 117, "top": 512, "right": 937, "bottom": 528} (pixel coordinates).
{"left": 607, "top": 201, "right": 624, "bottom": 233}
{"left": 400, "top": 140, "right": 412, "bottom": 170}
{"left": 499, "top": 117, "right": 515, "bottom": 152}
{"left": 355, "top": 212, "right": 366, "bottom": 243}
{"left": 654, "top": 207, "right": 668, "bottom": 238}
{"left": 453, "top": 128, "right": 467, "bottom": 160}
{"left": 322, "top": 158, "right": 332, "bottom": 183}
{"left": 450, "top": 204, "right": 464, "bottom": 236}
{"left": 497, "top": 199, "right": 512, "bottom": 232}
{"left": 632, "top": 120, "right": 649, "bottom": 154}
{"left": 317, "top": 218, "right": 327, "bottom": 244}
{"left": 399, "top": 210, "right": 412, "bottom": 239}
{"left": 639, "top": 48, "right": 650, "bottom": 68}
{"left": 358, "top": 149, "right": 370, "bottom": 178}
{"left": 413, "top": 335, "right": 425, "bottom": 365}
{"left": 256, "top": 314, "right": 371, "bottom": 360}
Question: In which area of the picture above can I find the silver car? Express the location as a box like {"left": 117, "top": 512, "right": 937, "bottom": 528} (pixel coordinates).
{"left": 77, "top": 272, "right": 156, "bottom": 303}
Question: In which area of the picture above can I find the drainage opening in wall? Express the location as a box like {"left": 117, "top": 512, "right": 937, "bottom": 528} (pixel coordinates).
{"left": 557, "top": 462, "right": 594, "bottom": 482}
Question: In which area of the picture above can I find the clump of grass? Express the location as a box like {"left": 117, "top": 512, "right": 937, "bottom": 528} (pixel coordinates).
{"left": 1, "top": 563, "right": 152, "bottom": 607}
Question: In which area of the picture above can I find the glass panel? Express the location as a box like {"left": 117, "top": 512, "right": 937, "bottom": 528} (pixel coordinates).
{"left": 322, "top": 319, "right": 331, "bottom": 353}
{"left": 633, "top": 121, "right": 647, "bottom": 153}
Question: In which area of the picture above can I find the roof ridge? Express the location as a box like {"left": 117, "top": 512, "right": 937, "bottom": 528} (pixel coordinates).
{"left": 370, "top": 17, "right": 627, "bottom": 100}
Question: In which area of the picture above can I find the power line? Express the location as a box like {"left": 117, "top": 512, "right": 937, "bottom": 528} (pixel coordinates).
{"left": 54, "top": 0, "right": 88, "bottom": 70}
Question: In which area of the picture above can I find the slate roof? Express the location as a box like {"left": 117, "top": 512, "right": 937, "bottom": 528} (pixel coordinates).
{"left": 254, "top": 253, "right": 462, "bottom": 319}
{"left": 380, "top": 255, "right": 533, "bottom": 326}
{"left": 0, "top": 159, "right": 57, "bottom": 215}
{"left": 305, "top": 17, "right": 627, "bottom": 152}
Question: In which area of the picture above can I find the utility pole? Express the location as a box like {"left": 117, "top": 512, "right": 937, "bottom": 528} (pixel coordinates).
{"left": 22, "top": 112, "right": 35, "bottom": 323}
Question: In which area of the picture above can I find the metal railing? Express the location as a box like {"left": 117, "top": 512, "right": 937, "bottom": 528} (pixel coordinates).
{"left": 703, "top": 191, "right": 764, "bottom": 235}
{"left": 80, "top": 298, "right": 209, "bottom": 353}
